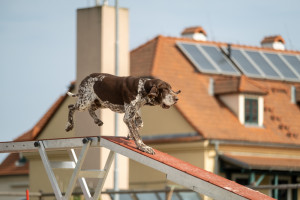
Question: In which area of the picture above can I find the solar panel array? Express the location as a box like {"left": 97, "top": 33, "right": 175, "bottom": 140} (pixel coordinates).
{"left": 230, "top": 48, "right": 300, "bottom": 81}
{"left": 177, "top": 42, "right": 300, "bottom": 82}
{"left": 177, "top": 42, "right": 240, "bottom": 76}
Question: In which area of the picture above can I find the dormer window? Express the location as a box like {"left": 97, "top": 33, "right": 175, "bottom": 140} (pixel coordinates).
{"left": 211, "top": 76, "right": 267, "bottom": 127}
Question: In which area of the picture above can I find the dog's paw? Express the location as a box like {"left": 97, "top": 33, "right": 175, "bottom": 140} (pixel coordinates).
{"left": 65, "top": 122, "right": 73, "bottom": 132}
{"left": 138, "top": 144, "right": 155, "bottom": 155}
{"left": 126, "top": 134, "right": 133, "bottom": 140}
{"left": 95, "top": 119, "right": 104, "bottom": 126}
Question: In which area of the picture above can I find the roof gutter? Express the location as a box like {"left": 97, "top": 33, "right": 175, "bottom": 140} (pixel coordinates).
{"left": 210, "top": 139, "right": 300, "bottom": 149}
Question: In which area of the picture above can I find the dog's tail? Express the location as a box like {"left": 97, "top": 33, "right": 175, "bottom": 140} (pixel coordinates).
{"left": 67, "top": 92, "right": 78, "bottom": 98}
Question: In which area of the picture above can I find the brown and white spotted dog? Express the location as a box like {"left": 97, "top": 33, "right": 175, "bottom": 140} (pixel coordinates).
{"left": 65, "top": 73, "right": 180, "bottom": 154}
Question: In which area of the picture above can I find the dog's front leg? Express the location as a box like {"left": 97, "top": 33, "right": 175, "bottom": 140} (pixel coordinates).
{"left": 134, "top": 111, "right": 143, "bottom": 129}
{"left": 126, "top": 112, "right": 142, "bottom": 140}
{"left": 123, "top": 106, "right": 155, "bottom": 155}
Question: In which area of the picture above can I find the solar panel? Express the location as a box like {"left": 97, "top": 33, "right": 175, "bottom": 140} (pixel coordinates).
{"left": 282, "top": 54, "right": 300, "bottom": 76}
{"left": 177, "top": 42, "right": 300, "bottom": 82}
{"left": 201, "top": 45, "right": 240, "bottom": 75}
{"left": 177, "top": 43, "right": 218, "bottom": 73}
{"left": 245, "top": 50, "right": 281, "bottom": 78}
{"left": 264, "top": 53, "right": 298, "bottom": 80}
{"left": 231, "top": 49, "right": 263, "bottom": 77}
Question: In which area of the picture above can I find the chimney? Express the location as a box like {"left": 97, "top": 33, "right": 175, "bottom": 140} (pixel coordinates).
{"left": 76, "top": 5, "right": 129, "bottom": 191}
{"left": 261, "top": 35, "right": 285, "bottom": 50}
{"left": 181, "top": 26, "right": 207, "bottom": 41}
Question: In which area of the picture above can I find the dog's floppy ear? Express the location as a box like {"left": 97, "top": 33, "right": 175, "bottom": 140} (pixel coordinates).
{"left": 148, "top": 86, "right": 158, "bottom": 98}
{"left": 145, "top": 79, "right": 159, "bottom": 99}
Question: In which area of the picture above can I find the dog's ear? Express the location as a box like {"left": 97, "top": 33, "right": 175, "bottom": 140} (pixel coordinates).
{"left": 145, "top": 79, "right": 160, "bottom": 99}
{"left": 148, "top": 86, "right": 158, "bottom": 98}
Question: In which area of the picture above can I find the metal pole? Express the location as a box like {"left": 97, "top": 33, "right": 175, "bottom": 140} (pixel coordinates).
{"left": 274, "top": 175, "right": 279, "bottom": 199}
{"left": 114, "top": 1, "right": 120, "bottom": 200}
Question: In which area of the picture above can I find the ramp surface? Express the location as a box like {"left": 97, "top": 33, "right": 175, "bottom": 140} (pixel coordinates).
{"left": 0, "top": 136, "right": 274, "bottom": 200}
{"left": 101, "top": 136, "right": 274, "bottom": 200}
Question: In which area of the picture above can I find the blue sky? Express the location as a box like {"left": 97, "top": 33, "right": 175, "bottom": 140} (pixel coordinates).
{"left": 0, "top": 0, "right": 299, "bottom": 160}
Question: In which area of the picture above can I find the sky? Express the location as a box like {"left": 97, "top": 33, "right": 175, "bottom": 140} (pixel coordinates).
{"left": 0, "top": 0, "right": 299, "bottom": 161}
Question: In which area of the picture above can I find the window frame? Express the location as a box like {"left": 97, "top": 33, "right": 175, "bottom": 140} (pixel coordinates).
{"left": 244, "top": 97, "right": 259, "bottom": 124}
{"left": 238, "top": 94, "right": 264, "bottom": 127}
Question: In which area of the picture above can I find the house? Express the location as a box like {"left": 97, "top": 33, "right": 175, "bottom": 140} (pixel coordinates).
{"left": 129, "top": 27, "right": 300, "bottom": 200}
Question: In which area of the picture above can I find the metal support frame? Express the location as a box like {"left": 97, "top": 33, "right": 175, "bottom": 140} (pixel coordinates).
{"left": 38, "top": 141, "right": 63, "bottom": 200}
{"left": 0, "top": 137, "right": 115, "bottom": 200}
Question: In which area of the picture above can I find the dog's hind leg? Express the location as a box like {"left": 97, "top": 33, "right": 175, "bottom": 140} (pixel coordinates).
{"left": 66, "top": 104, "right": 76, "bottom": 132}
{"left": 88, "top": 104, "right": 103, "bottom": 126}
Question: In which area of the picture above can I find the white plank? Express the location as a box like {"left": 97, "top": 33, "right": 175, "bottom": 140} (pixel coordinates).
{"left": 50, "top": 161, "right": 75, "bottom": 169}
{"left": 79, "top": 170, "right": 106, "bottom": 178}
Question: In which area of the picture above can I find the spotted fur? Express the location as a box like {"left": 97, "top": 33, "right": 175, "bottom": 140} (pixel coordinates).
{"left": 65, "top": 73, "right": 180, "bottom": 154}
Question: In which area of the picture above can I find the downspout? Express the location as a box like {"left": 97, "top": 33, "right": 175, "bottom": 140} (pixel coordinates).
{"left": 214, "top": 140, "right": 220, "bottom": 174}
{"left": 114, "top": 0, "right": 119, "bottom": 200}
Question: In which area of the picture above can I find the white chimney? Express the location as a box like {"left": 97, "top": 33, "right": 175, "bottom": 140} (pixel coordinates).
{"left": 76, "top": 5, "right": 129, "bottom": 191}
{"left": 181, "top": 26, "right": 207, "bottom": 41}
{"left": 261, "top": 35, "right": 285, "bottom": 50}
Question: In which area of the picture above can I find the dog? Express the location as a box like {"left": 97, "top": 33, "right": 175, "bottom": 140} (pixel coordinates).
{"left": 65, "top": 73, "right": 180, "bottom": 154}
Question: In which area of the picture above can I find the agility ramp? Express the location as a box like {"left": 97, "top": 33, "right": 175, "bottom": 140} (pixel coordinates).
{"left": 0, "top": 136, "right": 274, "bottom": 200}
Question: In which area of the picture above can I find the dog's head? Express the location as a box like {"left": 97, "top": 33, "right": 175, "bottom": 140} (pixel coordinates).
{"left": 144, "top": 79, "right": 181, "bottom": 109}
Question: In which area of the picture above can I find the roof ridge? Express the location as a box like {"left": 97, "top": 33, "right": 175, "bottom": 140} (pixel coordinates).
{"left": 13, "top": 91, "right": 71, "bottom": 142}
{"left": 137, "top": 35, "right": 300, "bottom": 55}
{"left": 131, "top": 35, "right": 161, "bottom": 53}
{"left": 151, "top": 35, "right": 164, "bottom": 75}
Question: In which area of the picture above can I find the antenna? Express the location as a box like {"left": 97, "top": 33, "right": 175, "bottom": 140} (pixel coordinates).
{"left": 227, "top": 43, "right": 232, "bottom": 58}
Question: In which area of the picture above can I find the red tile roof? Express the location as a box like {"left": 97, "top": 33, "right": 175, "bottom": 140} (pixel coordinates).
{"left": 14, "top": 93, "right": 68, "bottom": 142}
{"left": 130, "top": 35, "right": 300, "bottom": 145}
{"left": 0, "top": 153, "right": 29, "bottom": 176}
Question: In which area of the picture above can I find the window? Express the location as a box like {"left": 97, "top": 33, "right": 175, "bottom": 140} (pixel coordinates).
{"left": 271, "top": 179, "right": 289, "bottom": 200}
{"left": 245, "top": 98, "right": 258, "bottom": 124}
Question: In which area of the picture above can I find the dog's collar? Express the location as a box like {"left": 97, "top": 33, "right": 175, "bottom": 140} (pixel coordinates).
{"left": 139, "top": 78, "right": 149, "bottom": 95}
